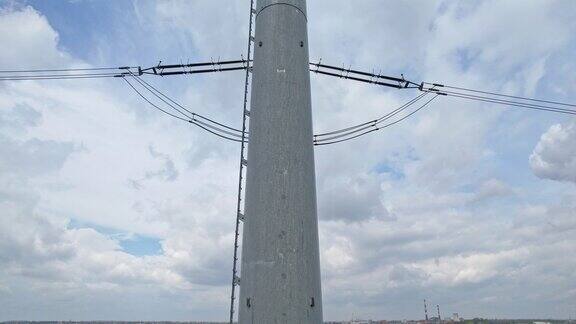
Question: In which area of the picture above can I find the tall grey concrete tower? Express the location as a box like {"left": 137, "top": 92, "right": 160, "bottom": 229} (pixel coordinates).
{"left": 238, "top": 0, "right": 323, "bottom": 322}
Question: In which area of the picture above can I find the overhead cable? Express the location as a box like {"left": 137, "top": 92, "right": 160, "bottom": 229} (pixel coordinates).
{"left": 130, "top": 73, "right": 245, "bottom": 134}
{"left": 314, "top": 94, "right": 439, "bottom": 146}
{"left": 121, "top": 75, "right": 244, "bottom": 142}
{"left": 0, "top": 73, "right": 122, "bottom": 81}
{"left": 314, "top": 92, "right": 429, "bottom": 142}
{"left": 0, "top": 66, "right": 137, "bottom": 73}
{"left": 126, "top": 73, "right": 246, "bottom": 140}
{"left": 424, "top": 82, "right": 576, "bottom": 108}
{"left": 310, "top": 61, "right": 576, "bottom": 116}
{"left": 419, "top": 83, "right": 576, "bottom": 116}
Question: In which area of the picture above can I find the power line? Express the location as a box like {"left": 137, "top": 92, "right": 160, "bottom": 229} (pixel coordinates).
{"left": 0, "top": 60, "right": 252, "bottom": 142}
{"left": 315, "top": 94, "right": 439, "bottom": 146}
{"left": 424, "top": 82, "right": 576, "bottom": 108}
{"left": 418, "top": 84, "right": 576, "bottom": 115}
{"left": 6, "top": 59, "right": 574, "bottom": 144}
{"left": 314, "top": 92, "right": 429, "bottom": 144}
{"left": 126, "top": 73, "right": 246, "bottom": 140}
{"left": 0, "top": 66, "right": 135, "bottom": 73}
{"left": 5, "top": 60, "right": 576, "bottom": 116}
{"left": 122, "top": 77, "right": 189, "bottom": 123}
{"left": 439, "top": 91, "right": 576, "bottom": 116}
{"left": 123, "top": 71, "right": 435, "bottom": 146}
{"left": 418, "top": 83, "right": 576, "bottom": 115}
{"left": 0, "top": 59, "right": 247, "bottom": 80}
{"left": 122, "top": 70, "right": 436, "bottom": 146}
{"left": 121, "top": 76, "right": 243, "bottom": 143}
{"left": 130, "top": 73, "right": 245, "bottom": 134}
{"left": 0, "top": 73, "right": 121, "bottom": 81}
{"left": 310, "top": 62, "right": 576, "bottom": 116}
{"left": 309, "top": 61, "right": 413, "bottom": 89}
{"left": 141, "top": 59, "right": 249, "bottom": 76}
{"left": 126, "top": 72, "right": 195, "bottom": 120}
{"left": 124, "top": 70, "right": 247, "bottom": 138}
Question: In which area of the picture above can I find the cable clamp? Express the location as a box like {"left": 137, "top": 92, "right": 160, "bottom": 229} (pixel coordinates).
{"left": 315, "top": 58, "right": 322, "bottom": 72}
{"left": 233, "top": 275, "right": 241, "bottom": 286}
{"left": 210, "top": 57, "right": 216, "bottom": 72}
{"left": 185, "top": 59, "right": 190, "bottom": 75}
{"left": 374, "top": 69, "right": 383, "bottom": 84}
{"left": 242, "top": 159, "right": 248, "bottom": 166}
{"left": 156, "top": 60, "right": 164, "bottom": 76}
{"left": 400, "top": 74, "right": 408, "bottom": 88}
{"left": 238, "top": 212, "right": 245, "bottom": 221}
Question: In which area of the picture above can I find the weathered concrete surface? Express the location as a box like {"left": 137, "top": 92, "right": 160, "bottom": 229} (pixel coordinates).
{"left": 238, "top": 0, "right": 323, "bottom": 323}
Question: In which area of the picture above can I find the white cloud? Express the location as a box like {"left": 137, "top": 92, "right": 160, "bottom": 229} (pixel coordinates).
{"left": 0, "top": 5, "right": 69, "bottom": 69}
{"left": 530, "top": 121, "right": 576, "bottom": 183}
{"left": 1, "top": 0, "right": 576, "bottom": 321}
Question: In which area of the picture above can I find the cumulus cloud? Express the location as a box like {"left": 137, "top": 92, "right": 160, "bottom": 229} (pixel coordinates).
{"left": 0, "top": 5, "right": 69, "bottom": 69}
{"left": 530, "top": 121, "right": 576, "bottom": 183}
{"left": 318, "top": 172, "right": 391, "bottom": 223}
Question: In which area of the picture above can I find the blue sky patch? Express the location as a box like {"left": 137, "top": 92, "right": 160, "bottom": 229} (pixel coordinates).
{"left": 118, "top": 235, "right": 162, "bottom": 257}
{"left": 68, "top": 218, "right": 162, "bottom": 256}
{"left": 374, "top": 162, "right": 404, "bottom": 180}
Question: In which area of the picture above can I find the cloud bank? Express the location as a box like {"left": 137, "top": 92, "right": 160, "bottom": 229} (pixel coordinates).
{"left": 0, "top": 0, "right": 575, "bottom": 321}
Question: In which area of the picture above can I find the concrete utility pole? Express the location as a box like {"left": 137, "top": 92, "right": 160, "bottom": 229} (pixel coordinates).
{"left": 238, "top": 0, "right": 323, "bottom": 323}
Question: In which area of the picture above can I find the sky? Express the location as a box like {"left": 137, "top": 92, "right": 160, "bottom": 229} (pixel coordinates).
{"left": 0, "top": 0, "right": 576, "bottom": 321}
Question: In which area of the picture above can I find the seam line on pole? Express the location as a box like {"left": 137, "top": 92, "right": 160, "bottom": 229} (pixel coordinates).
{"left": 256, "top": 3, "right": 307, "bottom": 21}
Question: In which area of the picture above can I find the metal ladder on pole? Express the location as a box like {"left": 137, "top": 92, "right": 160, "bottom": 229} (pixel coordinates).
{"left": 229, "top": 0, "right": 255, "bottom": 323}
